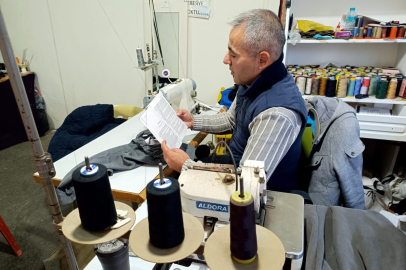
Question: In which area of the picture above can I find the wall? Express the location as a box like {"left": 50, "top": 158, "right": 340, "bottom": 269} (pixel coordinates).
{"left": 1, "top": 0, "right": 281, "bottom": 128}
{"left": 185, "top": 0, "right": 280, "bottom": 104}
{"left": 0, "top": 0, "right": 146, "bottom": 129}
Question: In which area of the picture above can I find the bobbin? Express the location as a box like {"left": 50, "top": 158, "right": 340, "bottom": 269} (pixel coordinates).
{"left": 204, "top": 225, "right": 285, "bottom": 270}
{"left": 62, "top": 201, "right": 136, "bottom": 245}
{"left": 129, "top": 164, "right": 204, "bottom": 264}
{"left": 129, "top": 212, "right": 203, "bottom": 263}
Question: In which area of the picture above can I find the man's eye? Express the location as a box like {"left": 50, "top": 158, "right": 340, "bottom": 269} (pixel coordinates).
{"left": 231, "top": 55, "right": 236, "bottom": 58}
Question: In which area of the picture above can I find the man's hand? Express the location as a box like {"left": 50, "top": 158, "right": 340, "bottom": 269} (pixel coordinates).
{"left": 161, "top": 140, "right": 190, "bottom": 172}
{"left": 176, "top": 109, "right": 194, "bottom": 129}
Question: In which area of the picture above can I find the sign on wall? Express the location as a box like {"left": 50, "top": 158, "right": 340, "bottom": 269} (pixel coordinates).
{"left": 183, "top": 0, "right": 211, "bottom": 19}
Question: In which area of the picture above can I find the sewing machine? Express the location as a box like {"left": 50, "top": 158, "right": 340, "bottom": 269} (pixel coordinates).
{"left": 178, "top": 160, "right": 267, "bottom": 223}
{"left": 178, "top": 160, "right": 305, "bottom": 269}
{"left": 143, "top": 78, "right": 197, "bottom": 112}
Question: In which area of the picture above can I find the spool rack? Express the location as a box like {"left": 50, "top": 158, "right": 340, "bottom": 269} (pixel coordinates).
{"left": 284, "top": 0, "right": 406, "bottom": 143}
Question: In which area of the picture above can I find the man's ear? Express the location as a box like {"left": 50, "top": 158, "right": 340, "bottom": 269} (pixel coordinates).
{"left": 258, "top": 51, "right": 271, "bottom": 71}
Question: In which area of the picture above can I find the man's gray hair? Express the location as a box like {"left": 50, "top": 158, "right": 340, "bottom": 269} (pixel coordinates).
{"left": 229, "top": 9, "right": 285, "bottom": 61}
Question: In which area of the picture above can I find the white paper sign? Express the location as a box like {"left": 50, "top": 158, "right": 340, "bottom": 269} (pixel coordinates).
{"left": 184, "top": 0, "right": 211, "bottom": 19}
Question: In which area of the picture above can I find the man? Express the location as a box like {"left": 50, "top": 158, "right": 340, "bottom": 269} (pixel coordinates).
{"left": 162, "top": 9, "right": 307, "bottom": 191}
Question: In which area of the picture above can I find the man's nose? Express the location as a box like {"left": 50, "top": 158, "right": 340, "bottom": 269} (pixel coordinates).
{"left": 223, "top": 52, "right": 231, "bottom": 65}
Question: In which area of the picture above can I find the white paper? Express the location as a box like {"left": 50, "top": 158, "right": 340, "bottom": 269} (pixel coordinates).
{"left": 140, "top": 92, "right": 187, "bottom": 149}
{"left": 184, "top": 0, "right": 211, "bottom": 19}
{"left": 356, "top": 105, "right": 392, "bottom": 116}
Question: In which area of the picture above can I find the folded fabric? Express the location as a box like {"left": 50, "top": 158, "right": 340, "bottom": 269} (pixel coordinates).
{"left": 304, "top": 205, "right": 406, "bottom": 270}
{"left": 57, "top": 130, "right": 196, "bottom": 204}
{"left": 300, "top": 30, "right": 335, "bottom": 38}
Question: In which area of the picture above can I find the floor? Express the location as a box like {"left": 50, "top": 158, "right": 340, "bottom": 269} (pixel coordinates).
{"left": 0, "top": 131, "right": 75, "bottom": 270}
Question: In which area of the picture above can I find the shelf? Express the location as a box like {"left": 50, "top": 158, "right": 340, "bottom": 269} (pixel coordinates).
{"left": 288, "top": 39, "right": 406, "bottom": 44}
{"left": 135, "top": 62, "right": 159, "bottom": 71}
{"left": 302, "top": 95, "right": 406, "bottom": 104}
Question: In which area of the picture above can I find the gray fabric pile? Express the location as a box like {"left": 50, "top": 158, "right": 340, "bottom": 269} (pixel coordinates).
{"left": 304, "top": 205, "right": 406, "bottom": 270}
{"left": 57, "top": 130, "right": 195, "bottom": 204}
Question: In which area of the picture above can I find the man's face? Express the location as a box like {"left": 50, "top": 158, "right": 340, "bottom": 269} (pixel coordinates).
{"left": 223, "top": 26, "right": 261, "bottom": 85}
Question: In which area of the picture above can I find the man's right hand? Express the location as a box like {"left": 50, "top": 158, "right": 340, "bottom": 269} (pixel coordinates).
{"left": 176, "top": 109, "right": 194, "bottom": 129}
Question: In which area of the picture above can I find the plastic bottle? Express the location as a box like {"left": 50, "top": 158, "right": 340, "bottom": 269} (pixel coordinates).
{"left": 344, "top": 8, "right": 357, "bottom": 35}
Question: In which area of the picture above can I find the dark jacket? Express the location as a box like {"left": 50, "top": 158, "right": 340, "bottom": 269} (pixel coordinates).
{"left": 48, "top": 104, "right": 126, "bottom": 161}
{"left": 307, "top": 97, "right": 365, "bottom": 209}
{"left": 229, "top": 54, "right": 308, "bottom": 191}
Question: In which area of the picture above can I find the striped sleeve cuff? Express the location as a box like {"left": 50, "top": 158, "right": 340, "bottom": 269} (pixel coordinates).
{"left": 192, "top": 115, "right": 203, "bottom": 131}
{"left": 181, "top": 159, "right": 193, "bottom": 172}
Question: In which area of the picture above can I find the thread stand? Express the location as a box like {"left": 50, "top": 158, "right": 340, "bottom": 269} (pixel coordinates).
{"left": 204, "top": 225, "right": 285, "bottom": 270}
{"left": 129, "top": 212, "right": 203, "bottom": 264}
{"left": 129, "top": 164, "right": 204, "bottom": 264}
{"left": 204, "top": 176, "right": 285, "bottom": 269}
{"left": 62, "top": 201, "right": 136, "bottom": 245}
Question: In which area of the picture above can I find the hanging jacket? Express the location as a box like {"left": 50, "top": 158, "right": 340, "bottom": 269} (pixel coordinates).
{"left": 307, "top": 97, "right": 365, "bottom": 209}
{"left": 229, "top": 54, "right": 308, "bottom": 191}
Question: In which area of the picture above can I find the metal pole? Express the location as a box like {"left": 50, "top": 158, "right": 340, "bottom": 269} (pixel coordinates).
{"left": 0, "top": 7, "right": 78, "bottom": 270}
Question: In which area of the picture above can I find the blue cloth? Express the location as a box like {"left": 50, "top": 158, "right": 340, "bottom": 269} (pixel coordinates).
{"left": 48, "top": 104, "right": 126, "bottom": 162}
{"left": 313, "top": 34, "right": 332, "bottom": 40}
{"left": 307, "top": 114, "right": 315, "bottom": 135}
{"left": 218, "top": 88, "right": 234, "bottom": 109}
{"left": 229, "top": 54, "right": 308, "bottom": 191}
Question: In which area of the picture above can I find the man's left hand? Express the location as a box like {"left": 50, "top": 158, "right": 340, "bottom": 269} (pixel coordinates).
{"left": 161, "top": 140, "right": 190, "bottom": 172}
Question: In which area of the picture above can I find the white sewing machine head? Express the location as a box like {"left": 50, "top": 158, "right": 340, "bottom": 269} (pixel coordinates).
{"left": 144, "top": 78, "right": 197, "bottom": 112}
{"left": 178, "top": 160, "right": 267, "bottom": 222}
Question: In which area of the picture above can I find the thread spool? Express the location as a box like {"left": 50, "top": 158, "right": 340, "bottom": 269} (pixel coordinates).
{"left": 366, "top": 27, "right": 373, "bottom": 38}
{"left": 305, "top": 77, "right": 312, "bottom": 95}
{"left": 311, "top": 77, "right": 320, "bottom": 95}
{"left": 403, "top": 82, "right": 406, "bottom": 99}
{"left": 372, "top": 27, "right": 377, "bottom": 38}
{"left": 386, "top": 79, "right": 398, "bottom": 99}
{"left": 399, "top": 78, "right": 406, "bottom": 98}
{"left": 347, "top": 78, "right": 356, "bottom": 97}
{"left": 72, "top": 160, "right": 117, "bottom": 231}
{"left": 381, "top": 27, "right": 388, "bottom": 38}
{"left": 326, "top": 78, "right": 337, "bottom": 97}
{"left": 388, "top": 27, "right": 398, "bottom": 39}
{"left": 374, "top": 27, "right": 382, "bottom": 39}
{"left": 136, "top": 47, "right": 145, "bottom": 67}
{"left": 353, "top": 27, "right": 359, "bottom": 38}
{"left": 368, "top": 76, "right": 379, "bottom": 96}
{"left": 361, "top": 77, "right": 370, "bottom": 95}
{"left": 230, "top": 189, "right": 257, "bottom": 264}
{"left": 358, "top": 27, "right": 364, "bottom": 38}
{"left": 396, "top": 77, "right": 403, "bottom": 96}
{"left": 397, "top": 27, "right": 405, "bottom": 38}
{"left": 354, "top": 77, "right": 362, "bottom": 96}
{"left": 296, "top": 76, "right": 306, "bottom": 95}
{"left": 337, "top": 77, "right": 348, "bottom": 98}
{"left": 319, "top": 77, "right": 328, "bottom": 96}
{"left": 146, "top": 177, "right": 185, "bottom": 249}
{"left": 376, "top": 79, "right": 389, "bottom": 99}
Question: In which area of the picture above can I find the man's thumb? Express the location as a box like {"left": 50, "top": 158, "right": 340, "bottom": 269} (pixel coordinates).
{"left": 161, "top": 140, "right": 168, "bottom": 150}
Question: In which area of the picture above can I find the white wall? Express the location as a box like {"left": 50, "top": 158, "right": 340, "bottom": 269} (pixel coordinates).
{"left": 185, "top": 0, "right": 280, "bottom": 104}
{"left": 1, "top": 0, "right": 281, "bottom": 128}
{"left": 396, "top": 44, "right": 406, "bottom": 74}
{"left": 0, "top": 0, "right": 146, "bottom": 129}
